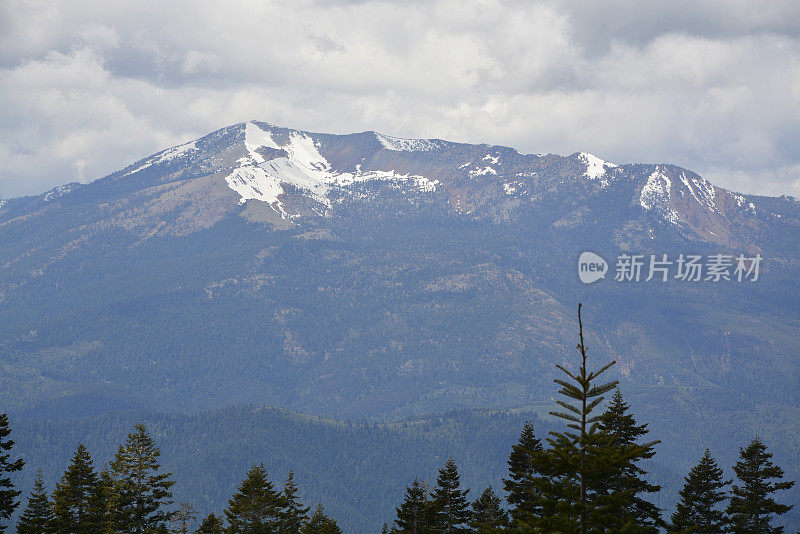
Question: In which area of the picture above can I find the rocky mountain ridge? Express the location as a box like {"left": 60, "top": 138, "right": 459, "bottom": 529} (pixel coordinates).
{"left": 3, "top": 121, "right": 797, "bottom": 254}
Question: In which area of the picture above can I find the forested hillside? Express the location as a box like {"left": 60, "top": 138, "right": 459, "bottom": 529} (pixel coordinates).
{"left": 9, "top": 407, "right": 533, "bottom": 531}
{"left": 7, "top": 399, "right": 798, "bottom": 531}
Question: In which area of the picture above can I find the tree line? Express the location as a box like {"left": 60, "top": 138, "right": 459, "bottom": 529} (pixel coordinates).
{"left": 383, "top": 305, "right": 795, "bottom": 533}
{"left": 1, "top": 304, "right": 795, "bottom": 533}
{"left": 1, "top": 419, "right": 341, "bottom": 534}
{"left": 386, "top": 396, "right": 793, "bottom": 533}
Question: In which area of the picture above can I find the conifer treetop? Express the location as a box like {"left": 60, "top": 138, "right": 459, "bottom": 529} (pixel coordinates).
{"left": 0, "top": 413, "right": 24, "bottom": 531}
{"left": 670, "top": 448, "right": 730, "bottom": 533}
{"left": 727, "top": 437, "right": 795, "bottom": 534}
{"left": 16, "top": 471, "right": 54, "bottom": 534}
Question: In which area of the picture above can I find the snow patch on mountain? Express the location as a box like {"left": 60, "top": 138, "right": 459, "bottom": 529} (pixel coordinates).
{"left": 640, "top": 168, "right": 680, "bottom": 224}
{"left": 226, "top": 123, "right": 335, "bottom": 212}
{"left": 332, "top": 169, "right": 438, "bottom": 191}
{"left": 225, "top": 122, "right": 438, "bottom": 216}
{"left": 225, "top": 165, "right": 284, "bottom": 207}
{"left": 159, "top": 140, "right": 198, "bottom": 163}
{"left": 375, "top": 133, "right": 442, "bottom": 152}
{"left": 579, "top": 152, "right": 617, "bottom": 182}
{"left": 733, "top": 194, "right": 757, "bottom": 215}
{"left": 245, "top": 122, "right": 280, "bottom": 153}
{"left": 43, "top": 183, "right": 79, "bottom": 202}
{"left": 469, "top": 166, "right": 497, "bottom": 177}
{"left": 124, "top": 140, "right": 199, "bottom": 177}
{"left": 483, "top": 154, "right": 499, "bottom": 165}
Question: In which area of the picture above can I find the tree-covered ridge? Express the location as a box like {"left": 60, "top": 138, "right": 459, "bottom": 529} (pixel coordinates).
{"left": 10, "top": 414, "right": 792, "bottom": 533}
{"left": 3, "top": 306, "right": 797, "bottom": 532}
{"left": 9, "top": 423, "right": 340, "bottom": 534}
{"left": 12, "top": 406, "right": 536, "bottom": 532}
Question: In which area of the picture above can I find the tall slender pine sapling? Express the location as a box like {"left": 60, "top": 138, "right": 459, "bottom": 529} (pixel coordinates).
{"left": 169, "top": 502, "right": 197, "bottom": 534}
{"left": 547, "top": 303, "right": 619, "bottom": 534}
{"left": 195, "top": 513, "right": 224, "bottom": 534}
{"left": 427, "top": 458, "right": 470, "bottom": 534}
{"left": 470, "top": 486, "right": 509, "bottom": 532}
{"left": 282, "top": 471, "right": 309, "bottom": 533}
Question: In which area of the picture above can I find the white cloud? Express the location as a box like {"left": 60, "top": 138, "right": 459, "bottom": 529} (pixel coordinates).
{"left": 78, "top": 24, "right": 120, "bottom": 52}
{"left": 181, "top": 50, "right": 220, "bottom": 74}
{"left": 0, "top": 0, "right": 798, "bottom": 198}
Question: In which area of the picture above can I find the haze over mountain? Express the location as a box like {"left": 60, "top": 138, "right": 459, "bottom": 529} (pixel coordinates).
{"left": 2, "top": 121, "right": 799, "bottom": 528}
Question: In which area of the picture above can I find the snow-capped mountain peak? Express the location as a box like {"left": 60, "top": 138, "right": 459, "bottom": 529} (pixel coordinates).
{"left": 225, "top": 122, "right": 336, "bottom": 212}
{"left": 11, "top": 120, "right": 793, "bottom": 248}
{"left": 225, "top": 122, "right": 438, "bottom": 216}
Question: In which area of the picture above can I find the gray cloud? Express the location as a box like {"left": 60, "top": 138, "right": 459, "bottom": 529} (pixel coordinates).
{"left": 1, "top": 0, "right": 798, "bottom": 198}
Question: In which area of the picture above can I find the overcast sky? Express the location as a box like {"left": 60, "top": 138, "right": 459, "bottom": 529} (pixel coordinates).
{"left": 1, "top": 0, "right": 799, "bottom": 198}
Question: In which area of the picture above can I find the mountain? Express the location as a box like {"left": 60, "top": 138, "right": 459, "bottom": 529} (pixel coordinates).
{"left": 1, "top": 121, "right": 799, "bottom": 526}
{"left": 4, "top": 121, "right": 797, "bottom": 246}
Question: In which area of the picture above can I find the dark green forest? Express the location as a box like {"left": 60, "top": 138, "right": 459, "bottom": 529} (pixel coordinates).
{"left": 2, "top": 307, "right": 795, "bottom": 533}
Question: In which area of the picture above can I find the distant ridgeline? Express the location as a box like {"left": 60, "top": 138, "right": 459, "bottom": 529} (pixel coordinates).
{"left": 3, "top": 307, "right": 796, "bottom": 533}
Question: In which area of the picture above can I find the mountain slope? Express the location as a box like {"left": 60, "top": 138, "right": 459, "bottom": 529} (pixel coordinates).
{"left": 1, "top": 122, "right": 798, "bottom": 522}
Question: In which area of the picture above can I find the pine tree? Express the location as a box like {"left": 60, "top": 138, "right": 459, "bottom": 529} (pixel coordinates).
{"left": 0, "top": 413, "right": 24, "bottom": 533}
{"left": 52, "top": 443, "right": 99, "bottom": 534}
{"left": 16, "top": 471, "right": 54, "bottom": 534}
{"left": 522, "top": 303, "right": 623, "bottom": 534}
{"left": 394, "top": 478, "right": 429, "bottom": 534}
{"left": 427, "top": 458, "right": 470, "bottom": 534}
{"left": 281, "top": 471, "right": 309, "bottom": 533}
{"left": 109, "top": 423, "right": 175, "bottom": 534}
{"left": 669, "top": 449, "right": 729, "bottom": 533}
{"left": 726, "top": 437, "right": 795, "bottom": 534}
{"left": 195, "top": 513, "right": 224, "bottom": 534}
{"left": 89, "top": 468, "right": 120, "bottom": 534}
{"left": 470, "top": 486, "right": 508, "bottom": 533}
{"left": 224, "top": 463, "right": 287, "bottom": 533}
{"left": 503, "top": 422, "right": 544, "bottom": 526}
{"left": 301, "top": 504, "right": 341, "bottom": 534}
{"left": 170, "top": 502, "right": 197, "bottom": 534}
{"left": 596, "top": 389, "right": 662, "bottom": 531}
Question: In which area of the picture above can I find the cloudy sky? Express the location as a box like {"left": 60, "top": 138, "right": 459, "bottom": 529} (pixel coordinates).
{"left": 1, "top": 0, "right": 799, "bottom": 198}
